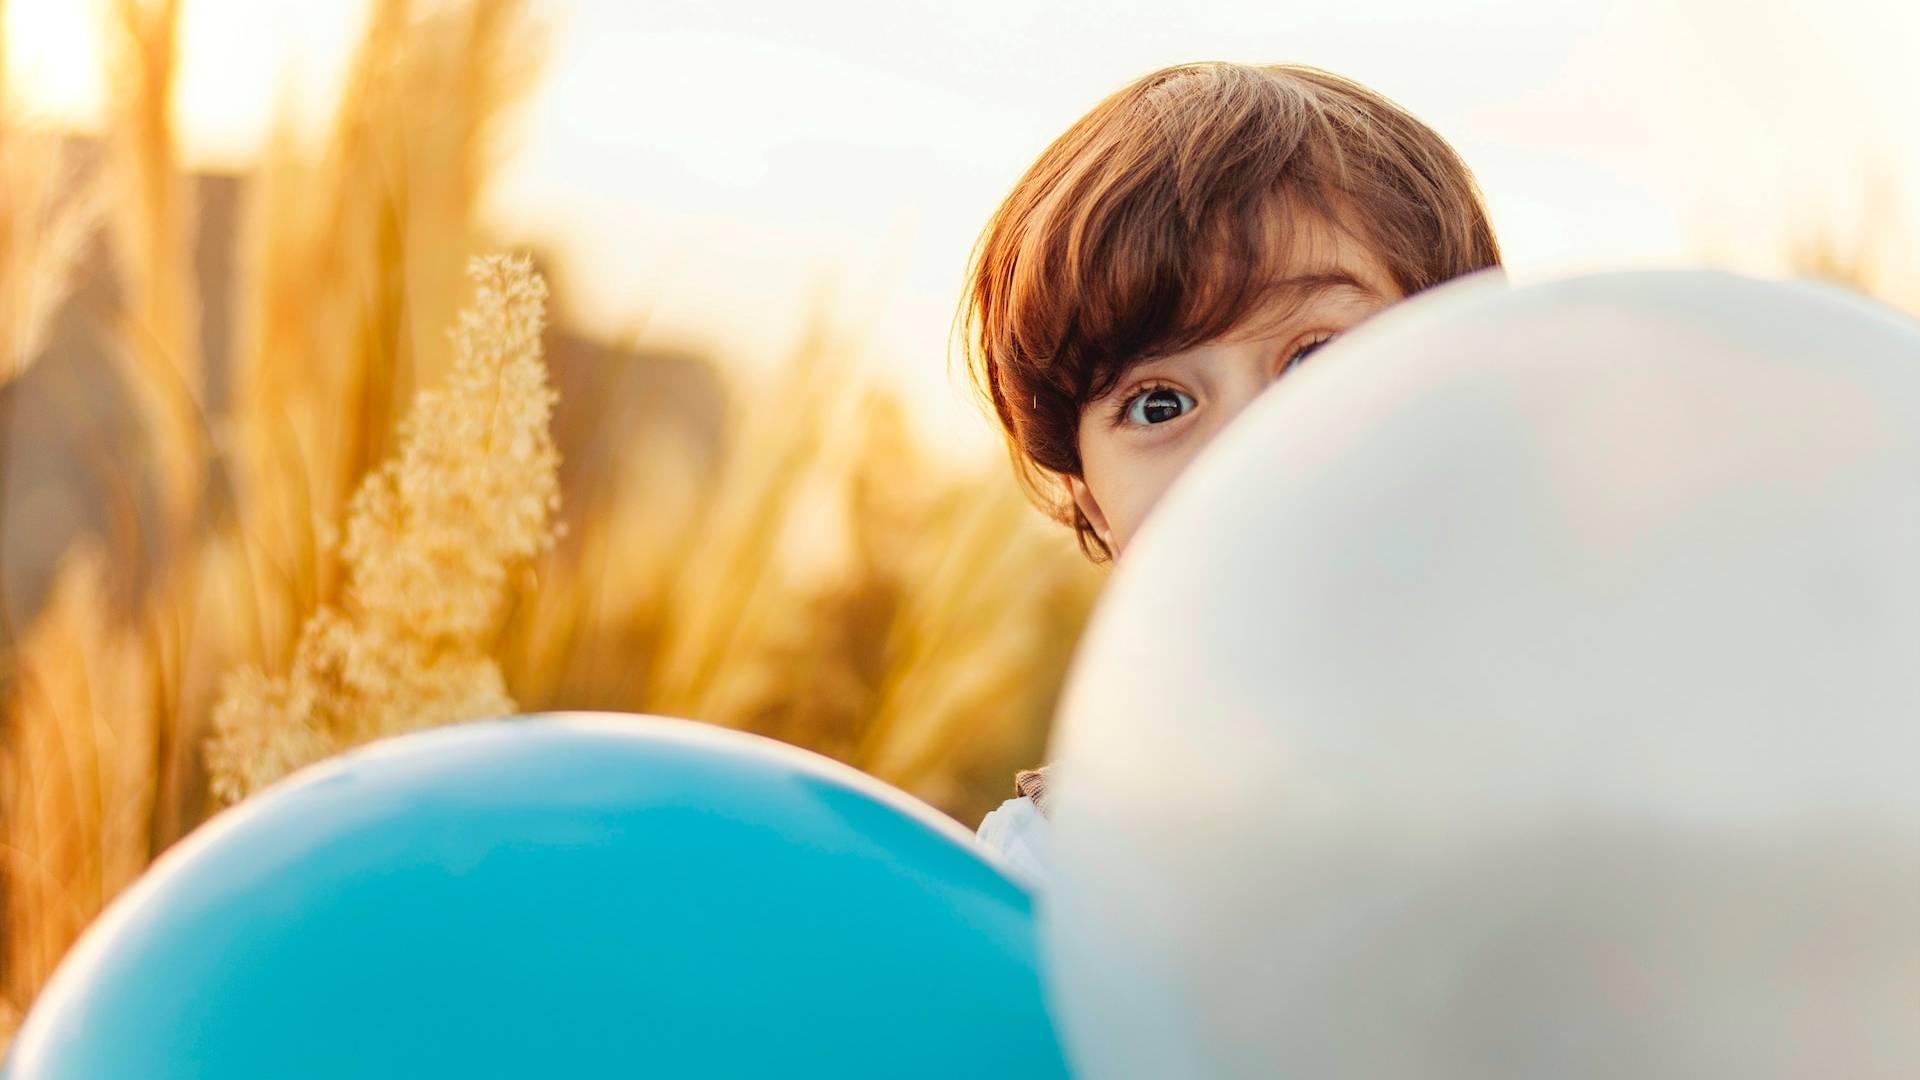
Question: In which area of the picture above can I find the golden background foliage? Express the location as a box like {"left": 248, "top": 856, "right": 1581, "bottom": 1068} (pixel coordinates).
{"left": 0, "top": 0, "right": 1099, "bottom": 1034}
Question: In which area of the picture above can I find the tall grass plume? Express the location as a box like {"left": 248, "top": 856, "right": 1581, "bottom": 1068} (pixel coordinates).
{"left": 205, "top": 255, "right": 559, "bottom": 802}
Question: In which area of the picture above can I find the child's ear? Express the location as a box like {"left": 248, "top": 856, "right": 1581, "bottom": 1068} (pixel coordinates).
{"left": 1065, "top": 474, "right": 1114, "bottom": 551}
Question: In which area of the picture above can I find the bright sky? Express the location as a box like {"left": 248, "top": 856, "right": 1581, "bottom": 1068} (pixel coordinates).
{"left": 7, "top": 0, "right": 1918, "bottom": 456}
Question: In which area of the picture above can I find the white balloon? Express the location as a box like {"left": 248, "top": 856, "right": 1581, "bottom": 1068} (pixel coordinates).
{"left": 1043, "top": 270, "right": 1920, "bottom": 1079}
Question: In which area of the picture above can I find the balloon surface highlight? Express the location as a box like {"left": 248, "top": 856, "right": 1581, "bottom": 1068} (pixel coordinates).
{"left": 1044, "top": 271, "right": 1920, "bottom": 1079}
{"left": 6, "top": 714, "right": 1067, "bottom": 1079}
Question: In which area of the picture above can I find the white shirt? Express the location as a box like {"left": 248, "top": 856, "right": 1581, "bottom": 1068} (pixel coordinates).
{"left": 975, "top": 795, "right": 1054, "bottom": 887}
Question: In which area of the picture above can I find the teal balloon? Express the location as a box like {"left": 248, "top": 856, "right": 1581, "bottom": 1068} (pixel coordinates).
{"left": 4, "top": 714, "right": 1067, "bottom": 1078}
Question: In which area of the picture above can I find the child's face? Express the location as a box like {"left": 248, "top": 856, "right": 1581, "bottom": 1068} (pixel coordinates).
{"left": 1067, "top": 216, "right": 1402, "bottom": 557}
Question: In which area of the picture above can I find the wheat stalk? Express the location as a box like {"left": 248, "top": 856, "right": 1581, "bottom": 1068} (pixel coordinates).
{"left": 0, "top": 549, "right": 158, "bottom": 1021}
{"left": 0, "top": 111, "right": 106, "bottom": 385}
{"left": 103, "top": 0, "right": 204, "bottom": 536}
{"left": 228, "top": 0, "right": 535, "bottom": 659}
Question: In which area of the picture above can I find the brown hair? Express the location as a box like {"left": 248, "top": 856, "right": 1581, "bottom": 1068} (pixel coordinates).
{"left": 957, "top": 61, "right": 1502, "bottom": 560}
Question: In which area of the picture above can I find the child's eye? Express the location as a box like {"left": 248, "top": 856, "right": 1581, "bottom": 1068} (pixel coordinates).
{"left": 1122, "top": 386, "right": 1196, "bottom": 426}
{"left": 1283, "top": 333, "right": 1336, "bottom": 374}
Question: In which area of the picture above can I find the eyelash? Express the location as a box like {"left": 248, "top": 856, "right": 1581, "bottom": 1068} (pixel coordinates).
{"left": 1108, "top": 332, "right": 1338, "bottom": 428}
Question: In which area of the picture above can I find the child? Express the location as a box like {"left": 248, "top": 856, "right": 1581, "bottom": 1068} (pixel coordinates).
{"left": 961, "top": 61, "right": 1502, "bottom": 884}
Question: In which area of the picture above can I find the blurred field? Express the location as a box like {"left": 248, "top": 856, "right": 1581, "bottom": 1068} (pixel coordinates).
{"left": 0, "top": 0, "right": 1101, "bottom": 1034}
{"left": 0, "top": 0, "right": 1912, "bottom": 1047}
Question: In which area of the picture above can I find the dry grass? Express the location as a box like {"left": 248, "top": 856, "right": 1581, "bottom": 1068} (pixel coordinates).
{"left": 104, "top": 0, "right": 203, "bottom": 536}
{"left": 1784, "top": 168, "right": 1915, "bottom": 309}
{"left": 0, "top": 46, "right": 106, "bottom": 387}
{"left": 232, "top": 0, "right": 537, "bottom": 655}
{"left": 0, "top": 0, "right": 1098, "bottom": 1034}
{"left": 0, "top": 548, "right": 156, "bottom": 1020}
{"left": 0, "top": 129, "right": 104, "bottom": 386}
{"left": 206, "top": 255, "right": 559, "bottom": 802}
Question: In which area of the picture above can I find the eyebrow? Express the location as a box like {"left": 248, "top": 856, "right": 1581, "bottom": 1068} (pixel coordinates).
{"left": 1261, "top": 270, "right": 1380, "bottom": 299}
{"left": 1216, "top": 270, "right": 1381, "bottom": 342}
{"left": 1113, "top": 267, "right": 1386, "bottom": 381}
